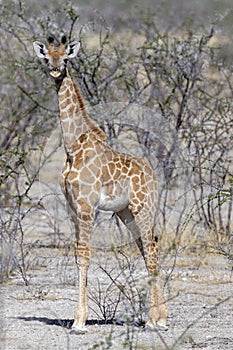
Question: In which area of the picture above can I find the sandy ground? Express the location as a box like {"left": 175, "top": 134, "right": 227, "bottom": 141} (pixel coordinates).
{"left": 1, "top": 121, "right": 232, "bottom": 350}
{"left": 1, "top": 243, "right": 232, "bottom": 350}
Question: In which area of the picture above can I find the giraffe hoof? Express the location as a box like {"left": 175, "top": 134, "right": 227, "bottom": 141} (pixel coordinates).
{"left": 145, "top": 320, "right": 168, "bottom": 331}
{"left": 157, "top": 320, "right": 168, "bottom": 331}
{"left": 70, "top": 327, "right": 87, "bottom": 335}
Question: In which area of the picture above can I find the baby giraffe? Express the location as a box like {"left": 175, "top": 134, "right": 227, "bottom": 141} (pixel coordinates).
{"left": 33, "top": 35, "right": 168, "bottom": 333}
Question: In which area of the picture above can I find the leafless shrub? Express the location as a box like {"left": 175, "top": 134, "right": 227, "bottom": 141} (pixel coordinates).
{"left": 88, "top": 266, "right": 122, "bottom": 322}
{"left": 0, "top": 1, "right": 232, "bottom": 285}
{"left": 89, "top": 251, "right": 157, "bottom": 327}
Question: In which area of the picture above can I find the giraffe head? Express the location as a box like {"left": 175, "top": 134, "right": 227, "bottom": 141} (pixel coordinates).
{"left": 33, "top": 36, "right": 80, "bottom": 78}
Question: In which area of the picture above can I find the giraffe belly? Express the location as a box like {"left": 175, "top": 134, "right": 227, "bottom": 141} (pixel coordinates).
{"left": 98, "top": 191, "right": 129, "bottom": 212}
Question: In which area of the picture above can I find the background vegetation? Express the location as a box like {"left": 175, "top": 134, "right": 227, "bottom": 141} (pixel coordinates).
{"left": 0, "top": 0, "right": 232, "bottom": 284}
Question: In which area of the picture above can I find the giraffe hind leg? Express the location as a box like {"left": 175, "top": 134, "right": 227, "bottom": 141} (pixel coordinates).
{"left": 142, "top": 238, "right": 168, "bottom": 330}
{"left": 116, "top": 207, "right": 144, "bottom": 255}
{"left": 117, "top": 207, "right": 168, "bottom": 329}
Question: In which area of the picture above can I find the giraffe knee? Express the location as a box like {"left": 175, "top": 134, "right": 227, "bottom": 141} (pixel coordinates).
{"left": 75, "top": 243, "right": 90, "bottom": 264}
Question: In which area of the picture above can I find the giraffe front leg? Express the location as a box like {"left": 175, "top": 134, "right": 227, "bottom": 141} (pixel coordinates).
{"left": 71, "top": 251, "right": 89, "bottom": 334}
{"left": 70, "top": 216, "right": 92, "bottom": 334}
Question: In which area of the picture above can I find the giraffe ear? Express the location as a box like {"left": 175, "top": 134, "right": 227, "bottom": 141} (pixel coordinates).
{"left": 66, "top": 42, "right": 80, "bottom": 58}
{"left": 33, "top": 41, "right": 48, "bottom": 59}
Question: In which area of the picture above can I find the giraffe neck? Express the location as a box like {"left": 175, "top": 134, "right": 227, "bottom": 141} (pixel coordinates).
{"left": 57, "top": 70, "right": 106, "bottom": 154}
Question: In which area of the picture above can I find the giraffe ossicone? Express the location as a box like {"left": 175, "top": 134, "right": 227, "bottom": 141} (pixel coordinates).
{"left": 33, "top": 35, "right": 168, "bottom": 333}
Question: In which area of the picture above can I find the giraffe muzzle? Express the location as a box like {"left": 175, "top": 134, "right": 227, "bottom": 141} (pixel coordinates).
{"left": 50, "top": 68, "right": 61, "bottom": 78}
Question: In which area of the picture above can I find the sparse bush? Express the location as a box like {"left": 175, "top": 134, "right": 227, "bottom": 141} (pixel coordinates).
{"left": 0, "top": 0, "right": 232, "bottom": 284}
{"left": 89, "top": 252, "right": 148, "bottom": 325}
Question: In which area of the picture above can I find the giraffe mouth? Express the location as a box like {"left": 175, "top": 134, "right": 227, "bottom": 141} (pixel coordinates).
{"left": 50, "top": 68, "right": 61, "bottom": 78}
